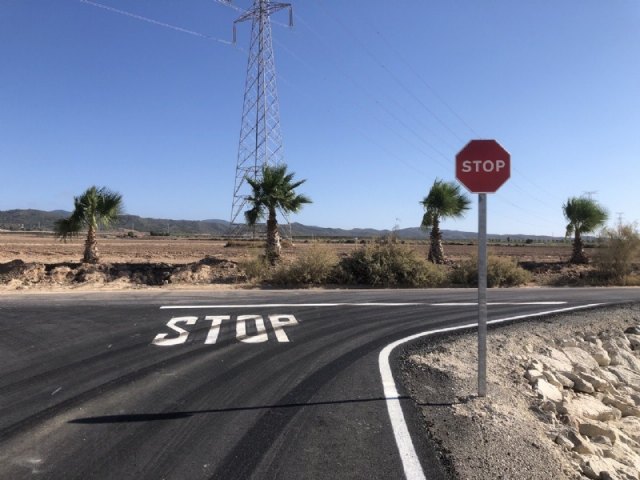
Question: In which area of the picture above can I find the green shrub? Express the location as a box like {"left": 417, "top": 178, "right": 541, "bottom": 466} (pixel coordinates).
{"left": 335, "top": 243, "right": 446, "bottom": 287}
{"left": 239, "top": 255, "right": 271, "bottom": 281}
{"left": 450, "top": 255, "right": 531, "bottom": 287}
{"left": 270, "top": 244, "right": 338, "bottom": 286}
{"left": 594, "top": 223, "right": 640, "bottom": 285}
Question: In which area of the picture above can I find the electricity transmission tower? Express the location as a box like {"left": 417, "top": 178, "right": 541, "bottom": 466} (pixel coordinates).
{"left": 228, "top": 0, "right": 293, "bottom": 231}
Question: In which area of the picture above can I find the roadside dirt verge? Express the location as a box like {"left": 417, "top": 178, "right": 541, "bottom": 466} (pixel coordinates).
{"left": 401, "top": 303, "right": 640, "bottom": 480}
{"left": 0, "top": 257, "right": 244, "bottom": 291}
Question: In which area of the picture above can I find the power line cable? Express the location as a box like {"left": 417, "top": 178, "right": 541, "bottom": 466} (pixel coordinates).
{"left": 291, "top": 13, "right": 454, "bottom": 168}
{"left": 314, "top": 0, "right": 466, "bottom": 146}
{"left": 363, "top": 19, "right": 478, "bottom": 138}
{"left": 78, "top": 0, "right": 234, "bottom": 45}
{"left": 273, "top": 42, "right": 442, "bottom": 177}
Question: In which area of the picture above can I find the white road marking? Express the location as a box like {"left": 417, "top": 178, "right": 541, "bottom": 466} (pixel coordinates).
{"left": 431, "top": 301, "right": 567, "bottom": 306}
{"left": 152, "top": 314, "right": 300, "bottom": 345}
{"left": 160, "top": 303, "right": 424, "bottom": 309}
{"left": 205, "top": 315, "right": 230, "bottom": 344}
{"left": 378, "top": 303, "right": 604, "bottom": 480}
{"left": 152, "top": 316, "right": 197, "bottom": 346}
{"left": 160, "top": 301, "right": 567, "bottom": 310}
{"left": 269, "top": 314, "right": 299, "bottom": 343}
{"left": 236, "top": 315, "right": 269, "bottom": 343}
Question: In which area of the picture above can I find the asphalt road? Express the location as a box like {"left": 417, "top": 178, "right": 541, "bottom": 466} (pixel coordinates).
{"left": 0, "top": 287, "right": 638, "bottom": 480}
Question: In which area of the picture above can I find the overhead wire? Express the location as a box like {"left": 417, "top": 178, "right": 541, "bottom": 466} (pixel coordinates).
{"left": 363, "top": 19, "right": 478, "bottom": 138}
{"left": 290, "top": 13, "right": 453, "bottom": 171}
{"left": 321, "top": 2, "right": 567, "bottom": 227}
{"left": 79, "top": 0, "right": 565, "bottom": 232}
{"left": 78, "top": 0, "right": 234, "bottom": 45}
{"left": 273, "top": 38, "right": 438, "bottom": 177}
{"left": 314, "top": 0, "right": 466, "bottom": 146}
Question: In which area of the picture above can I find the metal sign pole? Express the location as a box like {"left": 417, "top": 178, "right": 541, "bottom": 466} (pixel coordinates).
{"left": 478, "top": 193, "right": 488, "bottom": 397}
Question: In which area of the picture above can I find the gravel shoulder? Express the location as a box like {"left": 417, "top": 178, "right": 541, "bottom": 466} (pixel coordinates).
{"left": 400, "top": 303, "right": 640, "bottom": 480}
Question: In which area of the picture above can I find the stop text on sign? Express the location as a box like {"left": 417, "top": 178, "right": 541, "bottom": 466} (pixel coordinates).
{"left": 456, "top": 139, "right": 510, "bottom": 193}
{"left": 460, "top": 159, "right": 507, "bottom": 173}
{"left": 152, "top": 314, "right": 298, "bottom": 346}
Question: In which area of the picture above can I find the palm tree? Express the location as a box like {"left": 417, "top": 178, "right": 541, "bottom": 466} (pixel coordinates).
{"left": 55, "top": 186, "right": 124, "bottom": 263}
{"left": 563, "top": 196, "right": 608, "bottom": 264}
{"left": 244, "top": 164, "right": 312, "bottom": 264}
{"left": 421, "top": 179, "right": 471, "bottom": 264}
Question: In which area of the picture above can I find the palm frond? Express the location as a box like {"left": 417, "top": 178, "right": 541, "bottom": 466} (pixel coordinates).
{"left": 243, "top": 163, "right": 311, "bottom": 225}
{"left": 563, "top": 196, "right": 608, "bottom": 235}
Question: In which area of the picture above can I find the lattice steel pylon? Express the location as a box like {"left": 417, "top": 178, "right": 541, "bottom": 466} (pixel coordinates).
{"left": 228, "top": 0, "right": 293, "bottom": 232}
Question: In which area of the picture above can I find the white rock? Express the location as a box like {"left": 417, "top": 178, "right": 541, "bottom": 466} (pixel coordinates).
{"left": 562, "top": 346, "right": 601, "bottom": 370}
{"left": 609, "top": 366, "right": 640, "bottom": 392}
{"left": 525, "top": 369, "right": 545, "bottom": 384}
{"left": 566, "top": 429, "right": 596, "bottom": 455}
{"left": 535, "top": 378, "right": 563, "bottom": 403}
{"left": 625, "top": 333, "right": 640, "bottom": 350}
{"left": 555, "top": 433, "right": 574, "bottom": 450}
{"left": 578, "top": 419, "right": 618, "bottom": 443}
{"left": 617, "top": 417, "right": 640, "bottom": 444}
{"left": 602, "top": 394, "right": 640, "bottom": 417}
{"left": 542, "top": 370, "right": 565, "bottom": 390}
{"left": 581, "top": 344, "right": 612, "bottom": 367}
{"left": 580, "top": 455, "right": 636, "bottom": 480}
{"left": 585, "top": 335, "right": 603, "bottom": 347}
{"left": 534, "top": 348, "right": 574, "bottom": 374}
{"left": 555, "top": 372, "right": 575, "bottom": 389}
{"left": 578, "top": 371, "right": 612, "bottom": 393}
{"left": 563, "top": 372, "right": 596, "bottom": 394}
{"left": 560, "top": 395, "right": 622, "bottom": 422}
{"left": 596, "top": 368, "right": 622, "bottom": 389}
{"left": 616, "top": 349, "right": 640, "bottom": 372}
{"left": 603, "top": 440, "right": 640, "bottom": 472}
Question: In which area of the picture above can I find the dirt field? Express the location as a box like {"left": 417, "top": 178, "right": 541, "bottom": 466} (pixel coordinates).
{"left": 0, "top": 232, "right": 594, "bottom": 291}
{"left": 0, "top": 232, "right": 575, "bottom": 265}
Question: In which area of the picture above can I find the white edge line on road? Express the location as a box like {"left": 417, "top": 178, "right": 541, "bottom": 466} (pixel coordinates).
{"left": 159, "top": 303, "right": 424, "bottom": 309}
{"left": 432, "top": 301, "right": 567, "bottom": 306}
{"left": 378, "top": 302, "right": 604, "bottom": 480}
{"left": 160, "top": 301, "right": 567, "bottom": 310}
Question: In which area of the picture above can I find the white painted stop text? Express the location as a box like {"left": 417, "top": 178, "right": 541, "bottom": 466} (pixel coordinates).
{"left": 152, "top": 314, "right": 299, "bottom": 346}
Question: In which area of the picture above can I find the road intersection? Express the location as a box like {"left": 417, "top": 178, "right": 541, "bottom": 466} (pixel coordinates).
{"left": 0, "top": 288, "right": 637, "bottom": 479}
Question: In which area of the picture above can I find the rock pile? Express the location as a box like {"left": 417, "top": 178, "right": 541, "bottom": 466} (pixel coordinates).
{"left": 524, "top": 326, "right": 640, "bottom": 479}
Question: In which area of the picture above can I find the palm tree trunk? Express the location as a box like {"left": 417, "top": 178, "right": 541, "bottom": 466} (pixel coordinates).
{"left": 570, "top": 231, "right": 588, "bottom": 264}
{"left": 266, "top": 208, "right": 281, "bottom": 265}
{"left": 428, "top": 217, "right": 445, "bottom": 264}
{"left": 83, "top": 225, "right": 99, "bottom": 264}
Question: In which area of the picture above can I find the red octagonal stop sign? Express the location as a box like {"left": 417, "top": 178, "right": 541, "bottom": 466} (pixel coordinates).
{"left": 456, "top": 140, "right": 510, "bottom": 193}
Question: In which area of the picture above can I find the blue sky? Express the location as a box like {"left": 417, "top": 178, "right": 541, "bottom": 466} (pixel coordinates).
{"left": 1, "top": 0, "right": 639, "bottom": 235}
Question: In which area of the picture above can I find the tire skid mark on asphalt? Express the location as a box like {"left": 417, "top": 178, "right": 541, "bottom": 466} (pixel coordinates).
{"left": 209, "top": 330, "right": 411, "bottom": 480}
{"left": 379, "top": 302, "right": 606, "bottom": 480}
{"left": 88, "top": 321, "right": 380, "bottom": 478}
{"left": 123, "top": 312, "right": 416, "bottom": 479}
{"left": 0, "top": 334, "right": 243, "bottom": 441}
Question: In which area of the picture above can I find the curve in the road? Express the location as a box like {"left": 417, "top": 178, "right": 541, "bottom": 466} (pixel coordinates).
{"left": 379, "top": 302, "right": 605, "bottom": 480}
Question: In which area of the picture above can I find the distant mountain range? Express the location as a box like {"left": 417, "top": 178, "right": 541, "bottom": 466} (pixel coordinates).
{"left": 0, "top": 209, "right": 559, "bottom": 241}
